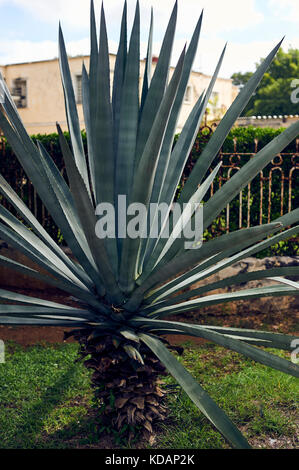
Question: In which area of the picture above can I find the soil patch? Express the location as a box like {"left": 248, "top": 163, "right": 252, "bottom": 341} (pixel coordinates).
{"left": 0, "top": 288, "right": 298, "bottom": 347}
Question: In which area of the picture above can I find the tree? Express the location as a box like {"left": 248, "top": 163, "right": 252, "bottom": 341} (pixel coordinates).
{"left": 231, "top": 48, "right": 299, "bottom": 116}
{"left": 231, "top": 71, "right": 253, "bottom": 87}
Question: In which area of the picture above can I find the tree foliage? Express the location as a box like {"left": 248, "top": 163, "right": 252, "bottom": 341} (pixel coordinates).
{"left": 231, "top": 48, "right": 299, "bottom": 116}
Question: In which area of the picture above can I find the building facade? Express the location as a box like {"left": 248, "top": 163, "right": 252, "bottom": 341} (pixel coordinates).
{"left": 0, "top": 54, "right": 238, "bottom": 135}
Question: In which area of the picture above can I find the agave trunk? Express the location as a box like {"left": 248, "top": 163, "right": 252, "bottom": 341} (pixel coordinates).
{"left": 66, "top": 328, "right": 182, "bottom": 442}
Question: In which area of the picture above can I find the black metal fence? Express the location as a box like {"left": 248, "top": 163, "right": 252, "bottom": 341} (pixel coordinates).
{"left": 0, "top": 131, "right": 298, "bottom": 248}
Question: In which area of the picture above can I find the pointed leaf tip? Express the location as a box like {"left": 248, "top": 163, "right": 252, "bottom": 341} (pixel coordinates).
{"left": 274, "top": 37, "right": 284, "bottom": 51}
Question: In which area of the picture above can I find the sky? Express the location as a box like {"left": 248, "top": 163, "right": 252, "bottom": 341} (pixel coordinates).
{"left": 0, "top": 0, "right": 298, "bottom": 78}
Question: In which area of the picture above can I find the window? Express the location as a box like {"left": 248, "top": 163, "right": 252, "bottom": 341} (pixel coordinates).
{"left": 184, "top": 85, "right": 193, "bottom": 104}
{"left": 12, "top": 78, "right": 27, "bottom": 108}
{"left": 76, "top": 74, "right": 82, "bottom": 104}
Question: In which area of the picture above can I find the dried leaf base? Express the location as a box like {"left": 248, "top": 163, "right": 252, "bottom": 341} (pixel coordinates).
{"left": 65, "top": 328, "right": 182, "bottom": 443}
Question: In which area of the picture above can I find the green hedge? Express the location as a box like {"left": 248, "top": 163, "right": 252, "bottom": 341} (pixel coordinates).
{"left": 221, "top": 126, "right": 298, "bottom": 153}
{"left": 0, "top": 127, "right": 298, "bottom": 257}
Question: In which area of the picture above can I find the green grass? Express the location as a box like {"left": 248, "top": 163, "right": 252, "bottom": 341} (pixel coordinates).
{"left": 155, "top": 342, "right": 298, "bottom": 449}
{"left": 0, "top": 341, "right": 297, "bottom": 449}
{"left": 0, "top": 342, "right": 94, "bottom": 449}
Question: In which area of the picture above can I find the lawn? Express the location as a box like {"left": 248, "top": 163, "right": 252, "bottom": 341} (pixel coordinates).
{"left": 0, "top": 340, "right": 297, "bottom": 449}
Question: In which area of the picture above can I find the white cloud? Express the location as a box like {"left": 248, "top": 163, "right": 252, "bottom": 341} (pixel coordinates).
{"left": 199, "top": 40, "right": 276, "bottom": 77}
{"left": 0, "top": 39, "right": 85, "bottom": 65}
{"left": 2, "top": 35, "right": 297, "bottom": 80}
{"left": 7, "top": 0, "right": 91, "bottom": 28}
{"left": 164, "top": 37, "right": 297, "bottom": 78}
{"left": 268, "top": 0, "right": 299, "bottom": 22}
{"left": 4, "top": 0, "right": 263, "bottom": 36}
{"left": 2, "top": 0, "right": 296, "bottom": 80}
{"left": 0, "top": 40, "right": 58, "bottom": 65}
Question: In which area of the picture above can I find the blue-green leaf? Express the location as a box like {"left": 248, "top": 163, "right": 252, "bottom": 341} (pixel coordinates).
{"left": 140, "top": 333, "right": 251, "bottom": 449}
{"left": 58, "top": 23, "right": 90, "bottom": 194}
{"left": 115, "top": 0, "right": 140, "bottom": 202}
{"left": 112, "top": 0, "right": 128, "bottom": 158}
{"left": 179, "top": 39, "right": 284, "bottom": 203}
{"left": 140, "top": 7, "right": 153, "bottom": 114}
{"left": 135, "top": 0, "right": 177, "bottom": 169}
{"left": 138, "top": 322, "right": 299, "bottom": 378}
{"left": 119, "top": 47, "right": 185, "bottom": 294}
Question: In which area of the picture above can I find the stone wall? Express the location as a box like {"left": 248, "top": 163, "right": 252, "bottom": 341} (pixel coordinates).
{"left": 188, "top": 256, "right": 299, "bottom": 317}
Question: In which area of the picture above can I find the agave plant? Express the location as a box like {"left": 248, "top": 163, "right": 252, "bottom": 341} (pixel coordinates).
{"left": 0, "top": 0, "right": 298, "bottom": 449}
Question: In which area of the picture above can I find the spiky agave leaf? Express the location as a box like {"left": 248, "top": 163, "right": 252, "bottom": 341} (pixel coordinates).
{"left": 0, "top": 1, "right": 298, "bottom": 448}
